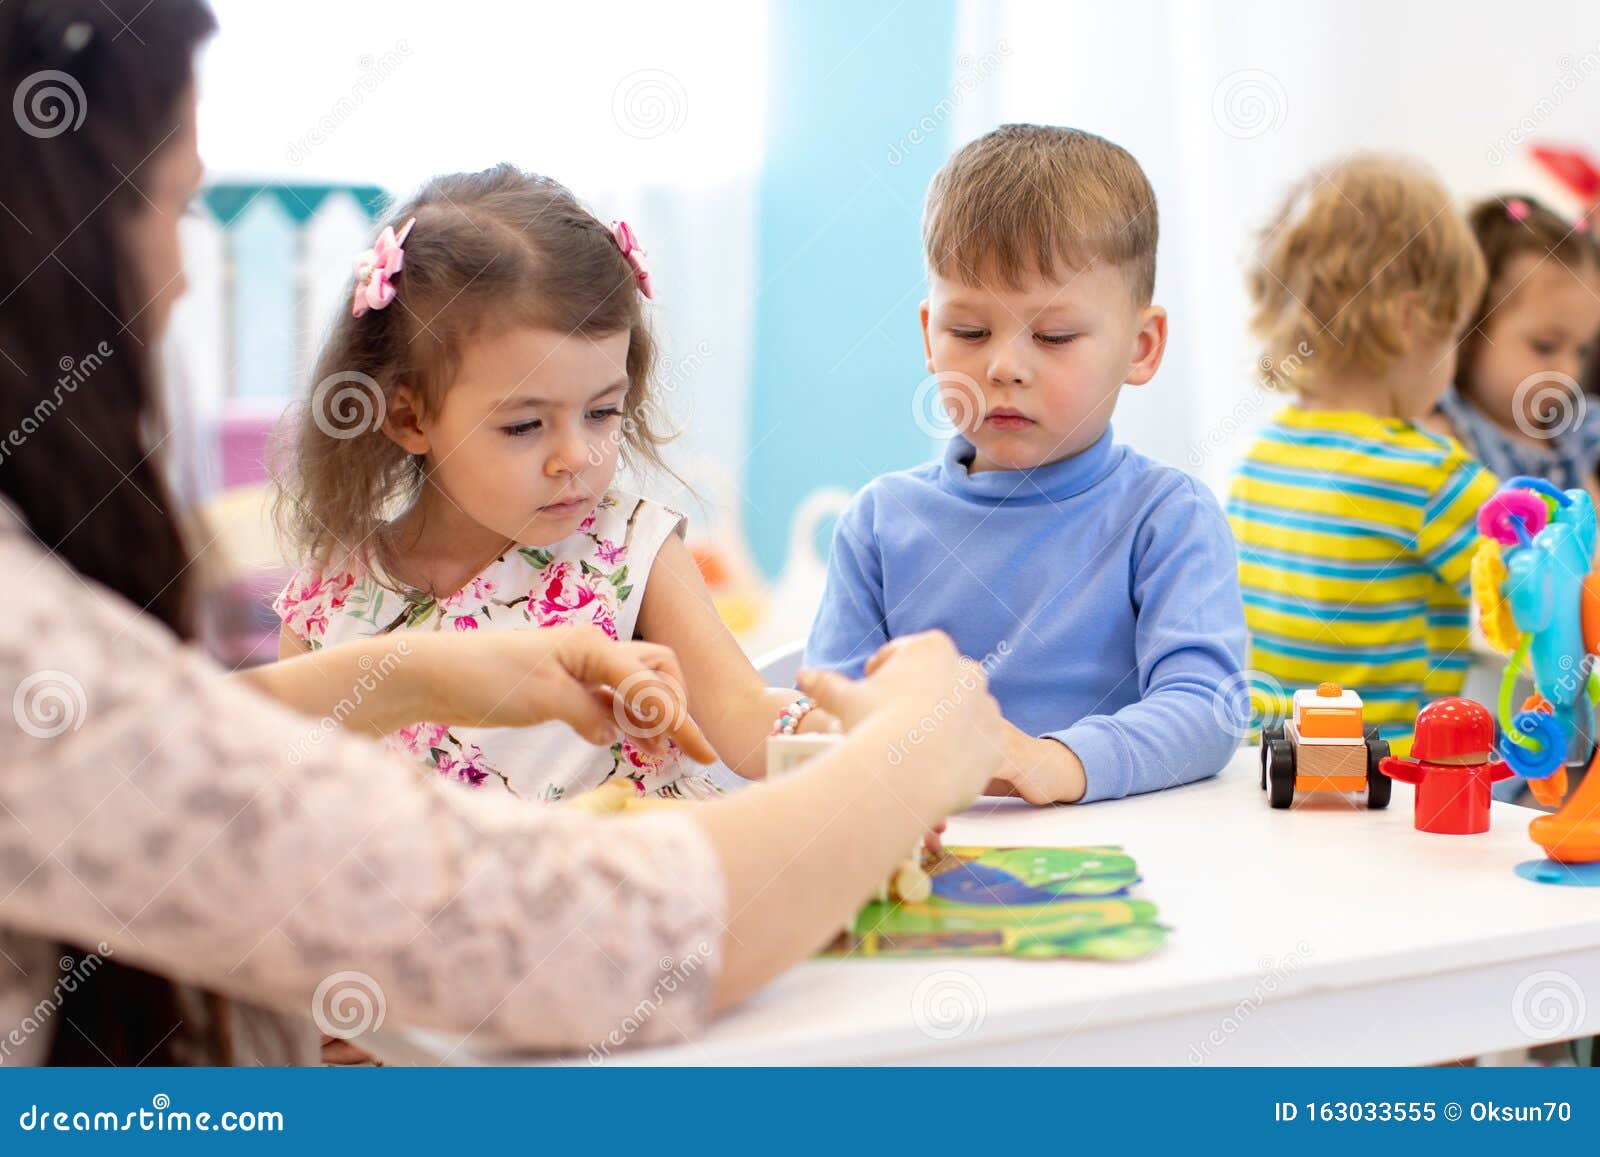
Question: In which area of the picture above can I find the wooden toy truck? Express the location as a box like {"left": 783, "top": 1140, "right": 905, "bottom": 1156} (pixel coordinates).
{"left": 1259, "top": 682, "right": 1393, "bottom": 810}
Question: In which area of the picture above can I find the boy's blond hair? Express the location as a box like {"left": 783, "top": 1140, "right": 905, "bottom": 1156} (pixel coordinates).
{"left": 1249, "top": 153, "right": 1486, "bottom": 394}
{"left": 922, "top": 124, "right": 1159, "bottom": 301}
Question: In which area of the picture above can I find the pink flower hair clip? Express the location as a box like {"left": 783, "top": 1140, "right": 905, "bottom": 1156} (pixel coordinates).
{"left": 610, "top": 219, "right": 654, "bottom": 300}
{"left": 1505, "top": 198, "right": 1531, "bottom": 222}
{"left": 352, "top": 217, "right": 416, "bottom": 318}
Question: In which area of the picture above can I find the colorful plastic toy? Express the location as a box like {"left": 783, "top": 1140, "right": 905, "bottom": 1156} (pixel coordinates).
{"left": 1379, "top": 698, "right": 1514, "bottom": 834}
{"left": 1259, "top": 683, "right": 1392, "bottom": 809}
{"left": 1472, "top": 475, "right": 1600, "bottom": 862}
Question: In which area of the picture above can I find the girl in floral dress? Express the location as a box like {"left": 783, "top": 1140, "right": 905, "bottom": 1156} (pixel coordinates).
{"left": 273, "top": 165, "right": 833, "bottom": 802}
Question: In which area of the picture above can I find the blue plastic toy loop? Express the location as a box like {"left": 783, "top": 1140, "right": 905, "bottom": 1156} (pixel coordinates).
{"left": 1504, "top": 475, "right": 1572, "bottom": 507}
{"left": 1497, "top": 710, "right": 1566, "bottom": 780}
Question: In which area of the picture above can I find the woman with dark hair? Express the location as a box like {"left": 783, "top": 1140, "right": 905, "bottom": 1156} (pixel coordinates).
{"left": 0, "top": 0, "right": 1003, "bottom": 1065}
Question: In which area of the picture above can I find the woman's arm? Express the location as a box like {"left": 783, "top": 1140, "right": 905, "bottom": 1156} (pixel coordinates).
{"left": 0, "top": 547, "right": 716, "bottom": 1049}
{"left": 245, "top": 623, "right": 714, "bottom": 758}
{"left": 698, "top": 633, "right": 1002, "bottom": 1005}
{"left": 241, "top": 628, "right": 429, "bottom": 739}
{"left": 636, "top": 533, "right": 831, "bottom": 778}
{"left": 0, "top": 526, "right": 999, "bottom": 1051}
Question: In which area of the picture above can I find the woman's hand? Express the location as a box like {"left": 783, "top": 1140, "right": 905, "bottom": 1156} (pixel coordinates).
{"left": 244, "top": 626, "right": 715, "bottom": 762}
{"left": 795, "top": 631, "right": 1003, "bottom": 812}
{"left": 430, "top": 626, "right": 716, "bottom": 762}
{"left": 698, "top": 633, "right": 1004, "bottom": 1008}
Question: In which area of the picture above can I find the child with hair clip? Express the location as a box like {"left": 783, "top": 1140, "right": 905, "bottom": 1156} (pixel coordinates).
{"left": 1229, "top": 154, "right": 1499, "bottom": 752}
{"left": 1430, "top": 194, "right": 1600, "bottom": 506}
{"left": 272, "top": 165, "right": 834, "bottom": 802}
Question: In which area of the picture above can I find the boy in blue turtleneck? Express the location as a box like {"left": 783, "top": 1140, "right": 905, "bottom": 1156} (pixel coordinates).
{"left": 806, "top": 124, "right": 1247, "bottom": 804}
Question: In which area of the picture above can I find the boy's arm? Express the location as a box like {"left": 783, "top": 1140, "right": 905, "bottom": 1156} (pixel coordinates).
{"left": 1017, "top": 482, "right": 1248, "bottom": 803}
{"left": 804, "top": 488, "right": 890, "bottom": 679}
{"left": 1415, "top": 457, "right": 1497, "bottom": 597}
{"left": 1417, "top": 458, "right": 1498, "bottom": 699}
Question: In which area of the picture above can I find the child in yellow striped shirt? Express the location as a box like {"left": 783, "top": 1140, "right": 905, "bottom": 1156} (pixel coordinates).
{"left": 1228, "top": 154, "right": 1495, "bottom": 753}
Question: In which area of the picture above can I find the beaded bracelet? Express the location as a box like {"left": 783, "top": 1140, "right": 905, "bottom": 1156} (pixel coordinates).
{"left": 770, "top": 695, "right": 816, "bottom": 736}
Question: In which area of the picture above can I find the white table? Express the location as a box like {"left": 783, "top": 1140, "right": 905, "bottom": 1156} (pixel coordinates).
{"left": 370, "top": 749, "right": 1600, "bottom": 1066}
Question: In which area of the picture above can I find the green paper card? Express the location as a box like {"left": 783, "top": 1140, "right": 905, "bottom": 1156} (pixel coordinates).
{"left": 823, "top": 845, "right": 1169, "bottom": 961}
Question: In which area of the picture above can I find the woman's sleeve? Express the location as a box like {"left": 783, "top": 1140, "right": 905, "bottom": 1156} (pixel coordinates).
{"left": 0, "top": 524, "right": 726, "bottom": 1054}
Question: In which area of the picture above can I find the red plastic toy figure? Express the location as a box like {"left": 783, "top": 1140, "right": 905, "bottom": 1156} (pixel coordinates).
{"left": 1379, "top": 698, "right": 1515, "bottom": 835}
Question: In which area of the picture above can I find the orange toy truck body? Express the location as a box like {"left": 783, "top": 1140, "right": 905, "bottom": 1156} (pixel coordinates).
{"left": 1259, "top": 682, "right": 1392, "bottom": 809}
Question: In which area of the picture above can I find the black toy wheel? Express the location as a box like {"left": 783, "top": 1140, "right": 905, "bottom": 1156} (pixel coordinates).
{"left": 1266, "top": 737, "right": 1296, "bottom": 808}
{"left": 1365, "top": 735, "right": 1392, "bottom": 809}
{"left": 1260, "top": 722, "right": 1285, "bottom": 790}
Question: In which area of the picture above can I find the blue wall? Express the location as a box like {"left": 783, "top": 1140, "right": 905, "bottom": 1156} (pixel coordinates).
{"left": 745, "top": 1, "right": 956, "bottom": 575}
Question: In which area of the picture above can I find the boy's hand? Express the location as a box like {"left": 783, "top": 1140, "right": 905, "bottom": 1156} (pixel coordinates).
{"left": 983, "top": 720, "right": 1087, "bottom": 804}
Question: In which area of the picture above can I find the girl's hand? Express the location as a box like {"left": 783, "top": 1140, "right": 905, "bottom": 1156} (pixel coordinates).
{"left": 433, "top": 626, "right": 716, "bottom": 763}
{"left": 795, "top": 631, "right": 1004, "bottom": 812}
{"left": 797, "top": 706, "right": 842, "bottom": 734}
